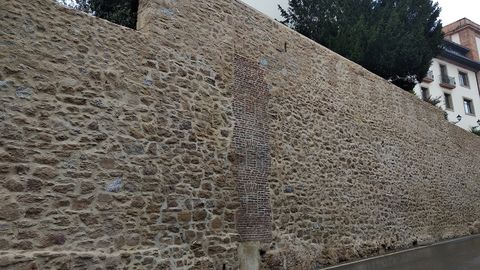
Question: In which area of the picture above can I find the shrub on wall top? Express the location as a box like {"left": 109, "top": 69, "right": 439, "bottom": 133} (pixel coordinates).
{"left": 471, "top": 128, "right": 480, "bottom": 136}
{"left": 59, "top": 0, "right": 138, "bottom": 29}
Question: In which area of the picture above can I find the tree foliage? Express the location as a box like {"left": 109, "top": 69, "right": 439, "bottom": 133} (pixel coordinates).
{"left": 61, "top": 0, "right": 138, "bottom": 29}
{"left": 424, "top": 95, "right": 442, "bottom": 107}
{"left": 471, "top": 127, "right": 480, "bottom": 136}
{"left": 279, "top": 0, "right": 444, "bottom": 91}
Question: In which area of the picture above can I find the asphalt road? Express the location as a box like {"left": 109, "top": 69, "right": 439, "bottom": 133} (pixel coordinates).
{"left": 326, "top": 235, "right": 480, "bottom": 270}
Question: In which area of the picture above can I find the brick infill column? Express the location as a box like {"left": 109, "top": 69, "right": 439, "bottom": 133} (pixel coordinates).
{"left": 232, "top": 55, "right": 272, "bottom": 243}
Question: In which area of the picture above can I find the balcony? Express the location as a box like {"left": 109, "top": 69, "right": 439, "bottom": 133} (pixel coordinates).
{"left": 440, "top": 75, "right": 456, "bottom": 89}
{"left": 422, "top": 70, "right": 434, "bottom": 83}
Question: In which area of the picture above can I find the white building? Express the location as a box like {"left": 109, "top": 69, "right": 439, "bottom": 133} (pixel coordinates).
{"left": 414, "top": 40, "right": 480, "bottom": 130}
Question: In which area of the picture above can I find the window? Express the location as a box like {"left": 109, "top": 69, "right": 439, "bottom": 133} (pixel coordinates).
{"left": 444, "top": 93, "right": 453, "bottom": 110}
{"left": 463, "top": 98, "right": 475, "bottom": 115}
{"left": 440, "top": 64, "right": 448, "bottom": 79}
{"left": 459, "top": 71, "right": 469, "bottom": 87}
{"left": 421, "top": 87, "right": 430, "bottom": 101}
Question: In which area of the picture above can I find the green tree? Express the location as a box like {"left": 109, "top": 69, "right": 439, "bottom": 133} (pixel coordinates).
{"left": 471, "top": 127, "right": 480, "bottom": 136}
{"left": 279, "top": 0, "right": 444, "bottom": 91}
{"left": 64, "top": 0, "right": 138, "bottom": 29}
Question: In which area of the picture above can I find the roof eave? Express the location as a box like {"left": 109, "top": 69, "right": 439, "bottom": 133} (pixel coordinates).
{"left": 439, "top": 50, "right": 480, "bottom": 72}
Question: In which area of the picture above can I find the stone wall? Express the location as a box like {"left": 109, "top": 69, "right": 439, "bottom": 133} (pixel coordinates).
{"left": 1, "top": 0, "right": 238, "bottom": 269}
{"left": 1, "top": 0, "right": 479, "bottom": 269}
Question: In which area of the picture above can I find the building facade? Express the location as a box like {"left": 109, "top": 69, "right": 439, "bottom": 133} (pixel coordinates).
{"left": 414, "top": 19, "right": 480, "bottom": 131}
{"left": 444, "top": 18, "right": 480, "bottom": 62}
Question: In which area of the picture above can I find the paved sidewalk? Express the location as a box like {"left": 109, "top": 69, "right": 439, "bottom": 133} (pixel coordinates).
{"left": 325, "top": 235, "right": 480, "bottom": 270}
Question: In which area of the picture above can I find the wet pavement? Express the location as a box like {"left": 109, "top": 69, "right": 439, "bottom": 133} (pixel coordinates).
{"left": 326, "top": 235, "right": 480, "bottom": 270}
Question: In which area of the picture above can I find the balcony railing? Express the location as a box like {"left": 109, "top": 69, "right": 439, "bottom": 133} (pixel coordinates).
{"left": 440, "top": 75, "right": 456, "bottom": 89}
{"left": 422, "top": 70, "right": 434, "bottom": 83}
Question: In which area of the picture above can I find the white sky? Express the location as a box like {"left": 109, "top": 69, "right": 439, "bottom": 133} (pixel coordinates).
{"left": 239, "top": 0, "right": 480, "bottom": 26}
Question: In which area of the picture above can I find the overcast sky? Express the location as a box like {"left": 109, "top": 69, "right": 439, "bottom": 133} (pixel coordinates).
{"left": 239, "top": 0, "right": 480, "bottom": 26}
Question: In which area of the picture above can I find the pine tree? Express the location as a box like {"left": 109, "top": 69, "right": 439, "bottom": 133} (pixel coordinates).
{"left": 280, "top": 0, "right": 444, "bottom": 91}
{"left": 70, "top": 0, "right": 138, "bottom": 29}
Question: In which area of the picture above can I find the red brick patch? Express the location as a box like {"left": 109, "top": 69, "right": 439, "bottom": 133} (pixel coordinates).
{"left": 233, "top": 55, "right": 272, "bottom": 242}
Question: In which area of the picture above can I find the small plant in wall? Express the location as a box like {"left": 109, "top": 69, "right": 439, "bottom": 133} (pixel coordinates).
{"left": 443, "top": 111, "right": 449, "bottom": 121}
{"left": 470, "top": 120, "right": 480, "bottom": 136}
{"left": 424, "top": 96, "right": 442, "bottom": 107}
{"left": 471, "top": 127, "right": 480, "bottom": 136}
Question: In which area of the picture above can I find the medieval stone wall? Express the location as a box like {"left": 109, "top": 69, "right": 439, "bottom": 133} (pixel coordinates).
{"left": 1, "top": 0, "right": 480, "bottom": 269}
{"left": 230, "top": 2, "right": 480, "bottom": 268}
{"left": 1, "top": 0, "right": 238, "bottom": 269}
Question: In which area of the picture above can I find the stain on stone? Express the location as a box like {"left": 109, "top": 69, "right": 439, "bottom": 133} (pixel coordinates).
{"left": 0, "top": 223, "right": 11, "bottom": 232}
{"left": 59, "top": 77, "right": 78, "bottom": 88}
{"left": 123, "top": 182, "right": 138, "bottom": 193}
{"left": 94, "top": 132, "right": 108, "bottom": 141}
{"left": 284, "top": 186, "right": 294, "bottom": 193}
{"left": 0, "top": 80, "right": 11, "bottom": 90}
{"left": 205, "top": 77, "right": 216, "bottom": 86}
{"left": 41, "top": 233, "right": 66, "bottom": 247}
{"left": 62, "top": 160, "right": 77, "bottom": 170}
{"left": 0, "top": 203, "right": 22, "bottom": 221}
{"left": 87, "top": 121, "right": 99, "bottom": 130}
{"left": 123, "top": 143, "right": 145, "bottom": 155}
{"left": 179, "top": 120, "right": 192, "bottom": 130}
{"left": 90, "top": 99, "right": 107, "bottom": 109}
{"left": 142, "top": 163, "right": 158, "bottom": 175}
{"left": 259, "top": 58, "right": 269, "bottom": 67}
{"left": 267, "top": 84, "right": 273, "bottom": 92}
{"left": 15, "top": 86, "right": 33, "bottom": 99}
{"left": 22, "top": 19, "right": 35, "bottom": 34}
{"left": 105, "top": 178, "right": 122, "bottom": 193}
{"left": 143, "top": 78, "right": 154, "bottom": 86}
{"left": 63, "top": 96, "right": 87, "bottom": 105}
{"left": 160, "top": 8, "right": 175, "bottom": 16}
{"left": 3, "top": 178, "right": 24, "bottom": 192}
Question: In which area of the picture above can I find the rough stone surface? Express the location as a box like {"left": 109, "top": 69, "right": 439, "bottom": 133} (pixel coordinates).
{"left": 0, "top": 0, "right": 238, "bottom": 268}
{"left": 1, "top": 0, "right": 480, "bottom": 269}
